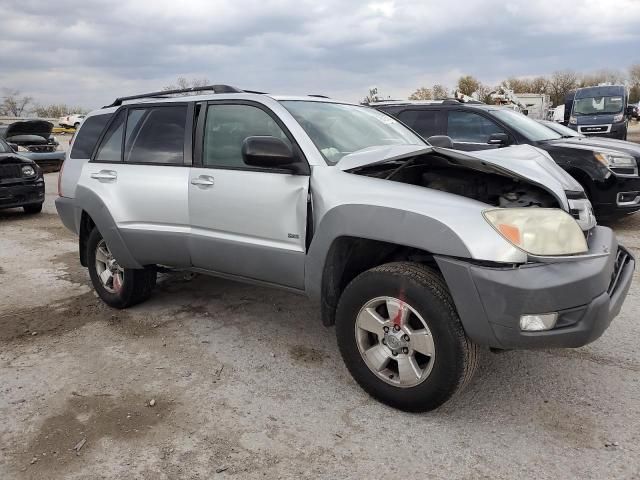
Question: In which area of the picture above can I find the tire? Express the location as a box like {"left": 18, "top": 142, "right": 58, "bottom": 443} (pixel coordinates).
{"left": 23, "top": 203, "right": 43, "bottom": 214}
{"left": 335, "top": 262, "right": 478, "bottom": 412}
{"left": 87, "top": 227, "right": 157, "bottom": 309}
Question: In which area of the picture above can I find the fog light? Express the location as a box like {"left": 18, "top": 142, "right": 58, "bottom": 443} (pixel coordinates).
{"left": 520, "top": 313, "right": 558, "bottom": 332}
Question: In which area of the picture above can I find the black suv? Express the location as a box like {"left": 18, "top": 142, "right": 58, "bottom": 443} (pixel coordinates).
{"left": 373, "top": 100, "right": 640, "bottom": 218}
{"left": 0, "top": 136, "right": 45, "bottom": 214}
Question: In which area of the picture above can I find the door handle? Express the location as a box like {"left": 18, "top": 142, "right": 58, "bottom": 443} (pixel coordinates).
{"left": 90, "top": 170, "right": 117, "bottom": 181}
{"left": 191, "top": 175, "right": 215, "bottom": 187}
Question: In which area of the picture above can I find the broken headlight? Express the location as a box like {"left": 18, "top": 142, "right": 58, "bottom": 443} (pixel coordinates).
{"left": 483, "top": 208, "right": 588, "bottom": 256}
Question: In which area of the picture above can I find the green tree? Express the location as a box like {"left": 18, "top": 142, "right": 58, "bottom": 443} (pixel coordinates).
{"left": 456, "top": 75, "right": 481, "bottom": 96}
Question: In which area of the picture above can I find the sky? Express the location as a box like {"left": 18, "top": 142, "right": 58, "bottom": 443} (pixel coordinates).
{"left": 1, "top": 0, "right": 639, "bottom": 110}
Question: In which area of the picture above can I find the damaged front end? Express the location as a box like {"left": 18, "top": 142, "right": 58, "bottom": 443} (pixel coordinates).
{"left": 340, "top": 144, "right": 596, "bottom": 232}
{"left": 1, "top": 120, "right": 65, "bottom": 172}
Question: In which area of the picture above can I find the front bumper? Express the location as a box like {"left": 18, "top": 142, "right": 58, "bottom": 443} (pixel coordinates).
{"left": 20, "top": 151, "right": 65, "bottom": 172}
{"left": 0, "top": 178, "right": 45, "bottom": 209}
{"left": 436, "top": 226, "right": 634, "bottom": 349}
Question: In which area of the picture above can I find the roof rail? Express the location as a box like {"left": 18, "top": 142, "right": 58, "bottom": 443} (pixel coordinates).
{"left": 105, "top": 84, "right": 245, "bottom": 107}
{"left": 308, "top": 94, "right": 330, "bottom": 98}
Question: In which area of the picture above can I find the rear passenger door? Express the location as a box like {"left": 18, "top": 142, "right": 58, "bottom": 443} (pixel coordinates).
{"left": 396, "top": 109, "right": 444, "bottom": 140}
{"left": 188, "top": 101, "right": 309, "bottom": 289}
{"left": 86, "top": 103, "right": 192, "bottom": 267}
{"left": 445, "top": 110, "right": 508, "bottom": 151}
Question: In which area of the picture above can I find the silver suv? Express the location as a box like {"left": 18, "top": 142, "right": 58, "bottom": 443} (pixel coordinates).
{"left": 56, "top": 85, "right": 634, "bottom": 411}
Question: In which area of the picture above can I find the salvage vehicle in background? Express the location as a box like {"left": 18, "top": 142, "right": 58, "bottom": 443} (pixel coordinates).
{"left": 565, "top": 85, "right": 632, "bottom": 140}
{"left": 0, "top": 136, "right": 45, "bottom": 213}
{"left": 59, "top": 114, "right": 86, "bottom": 129}
{"left": 56, "top": 86, "right": 633, "bottom": 412}
{"left": 0, "top": 120, "right": 65, "bottom": 172}
{"left": 374, "top": 100, "right": 640, "bottom": 218}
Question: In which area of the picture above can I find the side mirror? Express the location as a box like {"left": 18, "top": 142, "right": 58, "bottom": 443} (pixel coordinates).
{"left": 426, "top": 135, "right": 454, "bottom": 148}
{"left": 8, "top": 142, "right": 18, "bottom": 151}
{"left": 488, "top": 133, "right": 509, "bottom": 146}
{"left": 626, "top": 105, "right": 635, "bottom": 116}
{"left": 522, "top": 109, "right": 529, "bottom": 116}
{"left": 242, "top": 136, "right": 305, "bottom": 173}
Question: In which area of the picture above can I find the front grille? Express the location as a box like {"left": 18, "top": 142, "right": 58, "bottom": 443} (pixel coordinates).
{"left": 0, "top": 164, "right": 21, "bottom": 179}
{"left": 580, "top": 125, "right": 608, "bottom": 133}
{"left": 608, "top": 248, "right": 631, "bottom": 296}
{"left": 26, "top": 145, "right": 56, "bottom": 153}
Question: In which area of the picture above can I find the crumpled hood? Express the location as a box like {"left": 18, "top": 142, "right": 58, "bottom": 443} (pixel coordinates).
{"left": 546, "top": 136, "right": 640, "bottom": 159}
{"left": 338, "top": 143, "right": 584, "bottom": 208}
{"left": 4, "top": 120, "right": 53, "bottom": 142}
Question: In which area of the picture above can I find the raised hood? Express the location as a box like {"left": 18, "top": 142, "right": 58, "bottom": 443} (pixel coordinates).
{"left": 4, "top": 120, "right": 54, "bottom": 142}
{"left": 338, "top": 144, "right": 583, "bottom": 209}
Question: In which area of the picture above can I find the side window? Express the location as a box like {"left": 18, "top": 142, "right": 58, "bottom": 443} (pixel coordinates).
{"left": 447, "top": 111, "right": 506, "bottom": 143}
{"left": 124, "top": 106, "right": 187, "bottom": 164}
{"left": 397, "top": 110, "right": 439, "bottom": 138}
{"left": 94, "top": 110, "right": 125, "bottom": 162}
{"left": 203, "top": 104, "right": 291, "bottom": 168}
{"left": 70, "top": 113, "right": 112, "bottom": 159}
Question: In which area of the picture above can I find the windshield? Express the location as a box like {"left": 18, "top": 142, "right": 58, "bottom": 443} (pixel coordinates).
{"left": 280, "top": 101, "right": 424, "bottom": 164}
{"left": 539, "top": 121, "right": 583, "bottom": 138}
{"left": 573, "top": 96, "right": 623, "bottom": 115}
{"left": 490, "top": 109, "right": 562, "bottom": 142}
{"left": 0, "top": 138, "right": 12, "bottom": 153}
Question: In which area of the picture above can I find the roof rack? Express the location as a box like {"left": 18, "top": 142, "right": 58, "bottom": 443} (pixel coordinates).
{"left": 105, "top": 84, "right": 245, "bottom": 107}
{"left": 308, "top": 94, "right": 330, "bottom": 98}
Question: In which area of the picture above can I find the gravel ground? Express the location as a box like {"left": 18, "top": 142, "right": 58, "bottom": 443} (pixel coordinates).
{"left": 1, "top": 134, "right": 640, "bottom": 479}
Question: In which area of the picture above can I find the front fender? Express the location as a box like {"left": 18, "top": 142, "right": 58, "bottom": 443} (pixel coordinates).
{"left": 75, "top": 185, "right": 143, "bottom": 269}
{"left": 304, "top": 204, "right": 471, "bottom": 301}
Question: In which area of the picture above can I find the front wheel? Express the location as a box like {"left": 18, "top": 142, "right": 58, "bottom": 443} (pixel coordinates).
{"left": 23, "top": 203, "right": 43, "bottom": 214}
{"left": 336, "top": 262, "right": 478, "bottom": 412}
{"left": 87, "top": 227, "right": 157, "bottom": 308}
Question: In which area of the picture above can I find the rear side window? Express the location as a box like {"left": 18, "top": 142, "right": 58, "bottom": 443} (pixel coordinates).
{"left": 70, "top": 113, "right": 112, "bottom": 159}
{"left": 95, "top": 110, "right": 125, "bottom": 162}
{"left": 124, "top": 106, "right": 187, "bottom": 165}
{"left": 397, "top": 110, "right": 439, "bottom": 138}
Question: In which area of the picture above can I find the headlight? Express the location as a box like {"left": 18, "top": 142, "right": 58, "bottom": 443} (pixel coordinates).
{"left": 483, "top": 208, "right": 588, "bottom": 256}
{"left": 17, "top": 145, "right": 29, "bottom": 152}
{"left": 21, "top": 165, "right": 36, "bottom": 177}
{"left": 594, "top": 152, "right": 637, "bottom": 175}
{"left": 569, "top": 115, "right": 577, "bottom": 125}
{"left": 613, "top": 113, "right": 624, "bottom": 122}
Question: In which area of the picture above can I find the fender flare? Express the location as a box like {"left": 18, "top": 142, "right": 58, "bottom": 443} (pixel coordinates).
{"left": 75, "top": 185, "right": 143, "bottom": 269}
{"left": 304, "top": 204, "right": 471, "bottom": 301}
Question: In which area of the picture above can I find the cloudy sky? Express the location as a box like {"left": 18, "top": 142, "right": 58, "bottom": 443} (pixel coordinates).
{"left": 1, "top": 0, "right": 639, "bottom": 110}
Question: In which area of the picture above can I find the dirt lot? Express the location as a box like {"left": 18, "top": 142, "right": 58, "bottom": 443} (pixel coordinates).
{"left": 1, "top": 142, "right": 640, "bottom": 478}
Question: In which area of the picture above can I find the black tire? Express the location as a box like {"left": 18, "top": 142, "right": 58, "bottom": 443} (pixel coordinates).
{"left": 23, "top": 203, "right": 43, "bottom": 214}
{"left": 336, "top": 262, "right": 478, "bottom": 412}
{"left": 87, "top": 227, "right": 157, "bottom": 309}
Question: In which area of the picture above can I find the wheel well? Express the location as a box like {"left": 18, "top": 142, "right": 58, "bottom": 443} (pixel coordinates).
{"left": 79, "top": 211, "right": 95, "bottom": 267}
{"left": 320, "top": 237, "right": 438, "bottom": 326}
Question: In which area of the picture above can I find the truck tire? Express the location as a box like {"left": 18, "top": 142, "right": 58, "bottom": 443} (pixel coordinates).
{"left": 87, "top": 227, "right": 156, "bottom": 309}
{"left": 335, "top": 262, "right": 478, "bottom": 412}
{"left": 23, "top": 203, "right": 43, "bottom": 214}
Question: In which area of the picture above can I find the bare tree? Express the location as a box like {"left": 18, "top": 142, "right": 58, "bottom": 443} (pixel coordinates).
{"left": 456, "top": 76, "right": 481, "bottom": 96}
{"left": 579, "top": 69, "right": 626, "bottom": 88}
{"left": 34, "top": 104, "right": 88, "bottom": 118}
{"left": 630, "top": 64, "right": 640, "bottom": 103}
{"left": 163, "top": 77, "right": 211, "bottom": 95}
{"left": 431, "top": 84, "right": 449, "bottom": 100}
{"left": 475, "top": 83, "right": 494, "bottom": 104}
{"left": 408, "top": 87, "right": 432, "bottom": 100}
{"left": 1, "top": 88, "right": 33, "bottom": 117}
{"left": 548, "top": 70, "right": 578, "bottom": 105}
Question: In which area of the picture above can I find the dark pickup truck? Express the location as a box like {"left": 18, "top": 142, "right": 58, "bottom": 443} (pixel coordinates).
{"left": 0, "top": 120, "right": 65, "bottom": 172}
{"left": 0, "top": 136, "right": 45, "bottom": 213}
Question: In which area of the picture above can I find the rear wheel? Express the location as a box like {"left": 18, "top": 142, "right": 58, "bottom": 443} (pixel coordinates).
{"left": 23, "top": 203, "right": 43, "bottom": 214}
{"left": 87, "top": 227, "right": 156, "bottom": 308}
{"left": 336, "top": 262, "right": 478, "bottom": 412}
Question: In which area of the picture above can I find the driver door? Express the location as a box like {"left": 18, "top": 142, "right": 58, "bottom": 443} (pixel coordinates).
{"left": 188, "top": 101, "right": 309, "bottom": 289}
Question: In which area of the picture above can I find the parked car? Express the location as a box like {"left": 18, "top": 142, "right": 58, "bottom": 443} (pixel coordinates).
{"left": 0, "top": 120, "right": 65, "bottom": 172}
{"left": 373, "top": 100, "right": 640, "bottom": 218}
{"left": 0, "top": 136, "right": 45, "bottom": 213}
{"left": 564, "top": 85, "right": 632, "bottom": 140}
{"left": 56, "top": 86, "right": 633, "bottom": 412}
{"left": 59, "top": 114, "right": 86, "bottom": 129}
